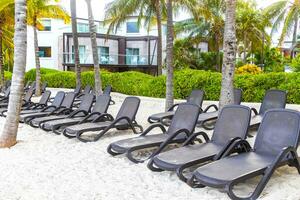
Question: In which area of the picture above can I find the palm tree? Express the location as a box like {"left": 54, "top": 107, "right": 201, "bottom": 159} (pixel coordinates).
{"left": 27, "top": 0, "right": 69, "bottom": 96}
{"left": 264, "top": 0, "right": 300, "bottom": 48}
{"left": 0, "top": 4, "right": 14, "bottom": 86}
{"left": 165, "top": 0, "right": 174, "bottom": 110}
{"left": 85, "top": 0, "right": 102, "bottom": 95}
{"left": 70, "top": 0, "right": 81, "bottom": 85}
{"left": 219, "top": 0, "right": 237, "bottom": 110}
{"left": 0, "top": 0, "right": 27, "bottom": 148}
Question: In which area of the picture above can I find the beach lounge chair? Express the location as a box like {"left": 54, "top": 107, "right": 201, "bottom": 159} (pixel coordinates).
{"left": 73, "top": 85, "right": 92, "bottom": 107}
{"left": 147, "top": 105, "right": 251, "bottom": 183}
{"left": 46, "top": 94, "right": 111, "bottom": 135}
{"left": 103, "top": 85, "right": 115, "bottom": 105}
{"left": 63, "top": 96, "right": 142, "bottom": 142}
{"left": 0, "top": 87, "right": 10, "bottom": 103}
{"left": 19, "top": 91, "right": 64, "bottom": 117}
{"left": 107, "top": 103, "right": 201, "bottom": 163}
{"left": 23, "top": 92, "right": 75, "bottom": 125}
{"left": 37, "top": 93, "right": 95, "bottom": 131}
{"left": 249, "top": 89, "right": 287, "bottom": 128}
{"left": 188, "top": 109, "right": 300, "bottom": 200}
{"left": 197, "top": 88, "right": 243, "bottom": 130}
{"left": 0, "top": 86, "right": 34, "bottom": 108}
{"left": 41, "top": 82, "right": 47, "bottom": 93}
{"left": 147, "top": 90, "right": 204, "bottom": 124}
{"left": 0, "top": 90, "right": 51, "bottom": 117}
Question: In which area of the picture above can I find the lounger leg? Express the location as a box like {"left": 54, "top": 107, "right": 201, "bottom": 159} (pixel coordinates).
{"left": 186, "top": 175, "right": 206, "bottom": 188}
{"left": 62, "top": 129, "right": 76, "bottom": 139}
{"left": 126, "top": 147, "right": 151, "bottom": 164}
{"left": 176, "top": 165, "right": 191, "bottom": 183}
{"left": 107, "top": 144, "right": 123, "bottom": 156}
{"left": 147, "top": 117, "right": 157, "bottom": 124}
{"left": 147, "top": 158, "right": 164, "bottom": 172}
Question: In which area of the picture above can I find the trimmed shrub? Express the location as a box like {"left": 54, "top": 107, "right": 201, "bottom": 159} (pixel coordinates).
{"left": 235, "top": 64, "right": 262, "bottom": 75}
{"left": 13, "top": 68, "right": 300, "bottom": 104}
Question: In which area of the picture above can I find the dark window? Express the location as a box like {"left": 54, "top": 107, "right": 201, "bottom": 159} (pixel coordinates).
{"left": 38, "top": 47, "right": 51, "bottom": 57}
{"left": 40, "top": 19, "right": 51, "bottom": 31}
{"left": 98, "top": 46, "right": 109, "bottom": 64}
{"left": 126, "top": 22, "right": 139, "bottom": 33}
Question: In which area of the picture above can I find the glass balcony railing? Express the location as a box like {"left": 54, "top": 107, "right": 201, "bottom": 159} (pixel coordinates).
{"left": 63, "top": 53, "right": 157, "bottom": 66}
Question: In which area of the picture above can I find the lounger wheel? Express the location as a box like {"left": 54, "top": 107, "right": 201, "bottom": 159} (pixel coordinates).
{"left": 147, "top": 159, "right": 164, "bottom": 172}
{"left": 202, "top": 120, "right": 215, "bottom": 130}
{"left": 107, "top": 144, "right": 123, "bottom": 156}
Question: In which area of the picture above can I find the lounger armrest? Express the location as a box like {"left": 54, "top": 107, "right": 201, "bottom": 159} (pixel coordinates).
{"left": 41, "top": 105, "right": 57, "bottom": 112}
{"left": 140, "top": 123, "right": 167, "bottom": 136}
{"left": 92, "top": 113, "right": 114, "bottom": 122}
{"left": 203, "top": 104, "right": 218, "bottom": 113}
{"left": 79, "top": 112, "right": 103, "bottom": 124}
{"left": 251, "top": 108, "right": 259, "bottom": 115}
{"left": 182, "top": 131, "right": 210, "bottom": 146}
{"left": 68, "top": 110, "right": 89, "bottom": 118}
{"left": 167, "top": 103, "right": 180, "bottom": 111}
{"left": 57, "top": 107, "right": 73, "bottom": 115}
{"left": 217, "top": 138, "right": 252, "bottom": 160}
{"left": 150, "top": 128, "right": 191, "bottom": 158}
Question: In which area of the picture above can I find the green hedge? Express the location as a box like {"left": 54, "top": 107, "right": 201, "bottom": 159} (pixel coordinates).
{"left": 22, "top": 68, "right": 300, "bottom": 104}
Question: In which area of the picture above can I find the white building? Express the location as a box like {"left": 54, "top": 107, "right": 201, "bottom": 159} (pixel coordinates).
{"left": 26, "top": 1, "right": 208, "bottom": 75}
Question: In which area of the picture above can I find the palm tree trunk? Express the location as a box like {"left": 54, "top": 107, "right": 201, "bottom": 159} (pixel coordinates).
{"left": 0, "top": 0, "right": 27, "bottom": 148}
{"left": 165, "top": 0, "right": 174, "bottom": 111}
{"left": 291, "top": 16, "right": 299, "bottom": 58}
{"left": 33, "top": 23, "right": 41, "bottom": 96}
{"left": 71, "top": 0, "right": 81, "bottom": 85}
{"left": 0, "top": 27, "right": 4, "bottom": 87}
{"left": 243, "top": 33, "right": 247, "bottom": 63}
{"left": 86, "top": 0, "right": 102, "bottom": 95}
{"left": 155, "top": 0, "right": 163, "bottom": 75}
{"left": 219, "top": 0, "right": 237, "bottom": 110}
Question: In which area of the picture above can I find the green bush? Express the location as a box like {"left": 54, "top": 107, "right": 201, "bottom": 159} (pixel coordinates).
{"left": 291, "top": 54, "right": 300, "bottom": 72}
{"left": 17, "top": 68, "right": 300, "bottom": 104}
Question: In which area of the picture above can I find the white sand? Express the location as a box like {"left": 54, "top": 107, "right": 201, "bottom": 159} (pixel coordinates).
{"left": 0, "top": 90, "right": 299, "bottom": 200}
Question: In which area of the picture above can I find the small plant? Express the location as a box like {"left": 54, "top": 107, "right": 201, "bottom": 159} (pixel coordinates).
{"left": 291, "top": 54, "right": 300, "bottom": 72}
{"left": 236, "top": 64, "right": 262, "bottom": 75}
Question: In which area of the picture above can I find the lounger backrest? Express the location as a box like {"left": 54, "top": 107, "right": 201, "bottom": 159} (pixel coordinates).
{"left": 51, "top": 91, "right": 65, "bottom": 107}
{"left": 92, "top": 95, "right": 111, "bottom": 113}
{"left": 30, "top": 81, "right": 36, "bottom": 89}
{"left": 186, "top": 90, "right": 204, "bottom": 107}
{"left": 78, "top": 93, "right": 94, "bottom": 112}
{"left": 74, "top": 84, "right": 81, "bottom": 95}
{"left": 24, "top": 87, "right": 34, "bottom": 102}
{"left": 39, "top": 91, "right": 51, "bottom": 105}
{"left": 4, "top": 86, "right": 10, "bottom": 97}
{"left": 234, "top": 88, "right": 243, "bottom": 105}
{"left": 103, "top": 85, "right": 112, "bottom": 95}
{"left": 41, "top": 82, "right": 47, "bottom": 92}
{"left": 5, "top": 80, "right": 11, "bottom": 89}
{"left": 24, "top": 81, "right": 31, "bottom": 89}
{"left": 259, "top": 90, "right": 286, "bottom": 115}
{"left": 212, "top": 105, "right": 251, "bottom": 145}
{"left": 115, "top": 97, "right": 140, "bottom": 121}
{"left": 167, "top": 103, "right": 200, "bottom": 137}
{"left": 61, "top": 92, "right": 76, "bottom": 108}
{"left": 82, "top": 85, "right": 92, "bottom": 95}
{"left": 254, "top": 109, "right": 300, "bottom": 157}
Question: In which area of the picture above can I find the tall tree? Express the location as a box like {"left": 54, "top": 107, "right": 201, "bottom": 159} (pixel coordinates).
{"left": 70, "top": 0, "right": 81, "bottom": 85}
{"left": 155, "top": 0, "right": 163, "bottom": 75}
{"left": 219, "top": 0, "right": 237, "bottom": 110}
{"left": 165, "top": 0, "right": 174, "bottom": 110}
{"left": 0, "top": 5, "right": 14, "bottom": 87}
{"left": 0, "top": 0, "right": 27, "bottom": 148}
{"left": 27, "top": 0, "right": 69, "bottom": 96}
{"left": 85, "top": 0, "right": 102, "bottom": 95}
{"left": 264, "top": 0, "right": 300, "bottom": 48}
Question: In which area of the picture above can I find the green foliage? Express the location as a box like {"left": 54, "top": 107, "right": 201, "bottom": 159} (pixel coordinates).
{"left": 4, "top": 71, "right": 12, "bottom": 80}
{"left": 20, "top": 68, "right": 300, "bottom": 104}
{"left": 291, "top": 54, "right": 300, "bottom": 72}
{"left": 235, "top": 64, "right": 262, "bottom": 75}
{"left": 173, "top": 39, "right": 221, "bottom": 71}
{"left": 263, "top": 48, "right": 285, "bottom": 72}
